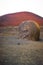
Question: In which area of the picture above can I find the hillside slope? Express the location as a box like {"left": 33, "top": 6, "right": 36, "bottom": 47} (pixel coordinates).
{"left": 0, "top": 12, "right": 43, "bottom": 26}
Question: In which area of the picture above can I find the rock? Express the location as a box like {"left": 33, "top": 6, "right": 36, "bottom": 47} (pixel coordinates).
{"left": 18, "top": 20, "right": 40, "bottom": 41}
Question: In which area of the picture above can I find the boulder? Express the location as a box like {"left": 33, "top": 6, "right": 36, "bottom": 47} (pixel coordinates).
{"left": 18, "top": 20, "right": 40, "bottom": 41}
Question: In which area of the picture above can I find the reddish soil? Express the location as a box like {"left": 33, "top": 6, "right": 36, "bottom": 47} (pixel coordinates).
{"left": 0, "top": 11, "right": 43, "bottom": 26}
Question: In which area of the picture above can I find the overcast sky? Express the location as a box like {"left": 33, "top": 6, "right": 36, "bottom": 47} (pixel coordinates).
{"left": 0, "top": 0, "right": 43, "bottom": 17}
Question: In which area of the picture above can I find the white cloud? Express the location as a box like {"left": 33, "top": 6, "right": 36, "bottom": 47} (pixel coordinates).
{"left": 0, "top": 0, "right": 43, "bottom": 17}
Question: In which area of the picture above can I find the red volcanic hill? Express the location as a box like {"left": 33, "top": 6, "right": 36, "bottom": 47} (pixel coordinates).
{"left": 0, "top": 11, "right": 43, "bottom": 26}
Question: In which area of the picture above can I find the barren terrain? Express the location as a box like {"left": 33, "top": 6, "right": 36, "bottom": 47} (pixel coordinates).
{"left": 0, "top": 26, "right": 43, "bottom": 65}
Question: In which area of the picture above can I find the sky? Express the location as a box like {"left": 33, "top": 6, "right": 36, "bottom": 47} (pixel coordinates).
{"left": 0, "top": 0, "right": 43, "bottom": 17}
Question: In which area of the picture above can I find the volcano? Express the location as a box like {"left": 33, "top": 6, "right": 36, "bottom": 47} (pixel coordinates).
{"left": 0, "top": 11, "right": 43, "bottom": 26}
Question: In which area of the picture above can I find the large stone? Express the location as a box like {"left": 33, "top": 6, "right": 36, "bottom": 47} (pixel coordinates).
{"left": 18, "top": 20, "right": 40, "bottom": 41}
